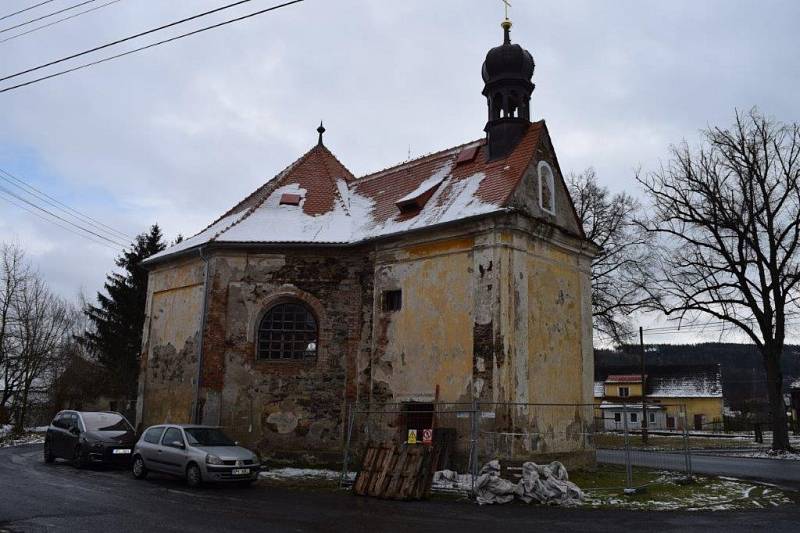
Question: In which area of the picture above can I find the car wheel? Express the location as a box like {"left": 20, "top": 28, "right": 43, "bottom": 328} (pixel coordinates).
{"left": 72, "top": 445, "right": 86, "bottom": 469}
{"left": 186, "top": 463, "right": 202, "bottom": 489}
{"left": 132, "top": 455, "right": 148, "bottom": 479}
{"left": 43, "top": 441, "right": 55, "bottom": 463}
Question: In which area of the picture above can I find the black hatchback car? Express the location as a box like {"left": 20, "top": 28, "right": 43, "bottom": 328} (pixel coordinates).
{"left": 44, "top": 410, "right": 136, "bottom": 467}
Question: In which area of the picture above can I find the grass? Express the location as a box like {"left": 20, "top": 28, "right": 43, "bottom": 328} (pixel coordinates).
{"left": 571, "top": 464, "right": 799, "bottom": 511}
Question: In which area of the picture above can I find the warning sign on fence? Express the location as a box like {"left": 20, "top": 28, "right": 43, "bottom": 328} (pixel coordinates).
{"left": 407, "top": 429, "right": 417, "bottom": 444}
{"left": 422, "top": 428, "right": 433, "bottom": 445}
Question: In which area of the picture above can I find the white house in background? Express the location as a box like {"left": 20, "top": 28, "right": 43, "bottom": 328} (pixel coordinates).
{"left": 598, "top": 403, "right": 668, "bottom": 431}
{"left": 594, "top": 364, "right": 725, "bottom": 431}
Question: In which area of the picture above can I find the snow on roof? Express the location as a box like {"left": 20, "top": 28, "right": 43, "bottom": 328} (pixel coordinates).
{"left": 599, "top": 402, "right": 664, "bottom": 410}
{"left": 598, "top": 364, "right": 723, "bottom": 399}
{"left": 395, "top": 161, "right": 452, "bottom": 205}
{"left": 649, "top": 375, "right": 722, "bottom": 398}
{"left": 145, "top": 123, "right": 549, "bottom": 265}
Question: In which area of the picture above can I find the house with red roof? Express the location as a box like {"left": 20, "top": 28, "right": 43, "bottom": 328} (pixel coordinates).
{"left": 136, "top": 18, "right": 599, "bottom": 465}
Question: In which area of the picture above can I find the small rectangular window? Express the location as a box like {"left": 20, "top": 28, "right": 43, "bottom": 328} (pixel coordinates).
{"left": 649, "top": 413, "right": 655, "bottom": 423}
{"left": 630, "top": 413, "right": 638, "bottom": 423}
{"left": 382, "top": 290, "right": 402, "bottom": 312}
{"left": 614, "top": 413, "right": 621, "bottom": 422}
{"left": 619, "top": 387, "right": 629, "bottom": 397}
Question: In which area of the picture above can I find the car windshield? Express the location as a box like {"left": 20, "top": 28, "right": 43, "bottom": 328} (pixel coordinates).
{"left": 183, "top": 428, "right": 236, "bottom": 446}
{"left": 81, "top": 413, "right": 132, "bottom": 432}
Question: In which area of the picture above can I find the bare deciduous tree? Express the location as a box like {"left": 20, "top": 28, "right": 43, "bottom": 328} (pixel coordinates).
{"left": 568, "top": 169, "right": 656, "bottom": 342}
{"left": 0, "top": 244, "right": 30, "bottom": 414}
{"left": 638, "top": 109, "right": 800, "bottom": 451}
{"left": 0, "top": 244, "right": 73, "bottom": 433}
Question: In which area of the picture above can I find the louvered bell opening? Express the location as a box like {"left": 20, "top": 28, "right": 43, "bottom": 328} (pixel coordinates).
{"left": 279, "top": 193, "right": 302, "bottom": 206}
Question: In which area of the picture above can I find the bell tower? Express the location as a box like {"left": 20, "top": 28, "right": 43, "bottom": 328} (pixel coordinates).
{"left": 481, "top": 18, "right": 535, "bottom": 160}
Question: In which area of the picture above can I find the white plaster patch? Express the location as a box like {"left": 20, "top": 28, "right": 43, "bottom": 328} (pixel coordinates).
{"left": 266, "top": 411, "right": 298, "bottom": 434}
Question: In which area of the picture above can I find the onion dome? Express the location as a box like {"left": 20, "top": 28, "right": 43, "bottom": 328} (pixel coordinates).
{"left": 481, "top": 20, "right": 535, "bottom": 86}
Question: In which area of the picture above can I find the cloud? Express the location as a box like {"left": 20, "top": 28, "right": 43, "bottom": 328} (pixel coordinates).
{"left": 0, "top": 0, "right": 798, "bottom": 343}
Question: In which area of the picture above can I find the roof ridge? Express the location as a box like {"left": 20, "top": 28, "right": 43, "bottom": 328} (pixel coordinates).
{"left": 318, "top": 143, "right": 357, "bottom": 182}
{"left": 355, "top": 138, "right": 484, "bottom": 185}
{"left": 204, "top": 145, "right": 323, "bottom": 243}
{"left": 316, "top": 145, "right": 352, "bottom": 215}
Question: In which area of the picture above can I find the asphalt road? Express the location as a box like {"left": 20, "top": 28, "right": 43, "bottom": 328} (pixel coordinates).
{"left": 597, "top": 448, "right": 800, "bottom": 489}
{"left": 3, "top": 444, "right": 800, "bottom": 533}
{"left": 597, "top": 450, "right": 800, "bottom": 490}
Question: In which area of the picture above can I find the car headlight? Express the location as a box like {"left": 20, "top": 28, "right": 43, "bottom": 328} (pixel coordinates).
{"left": 206, "top": 454, "right": 223, "bottom": 465}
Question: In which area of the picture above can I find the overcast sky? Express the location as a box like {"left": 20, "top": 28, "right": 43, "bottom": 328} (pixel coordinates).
{"left": 1, "top": 0, "right": 799, "bottom": 344}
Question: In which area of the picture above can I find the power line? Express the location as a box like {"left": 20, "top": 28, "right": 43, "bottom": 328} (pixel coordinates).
{"left": 0, "top": 1, "right": 57, "bottom": 22}
{"left": 0, "top": 189, "right": 120, "bottom": 250}
{"left": 0, "top": 0, "right": 304, "bottom": 93}
{"left": 0, "top": 0, "right": 98, "bottom": 34}
{"left": 0, "top": 184, "right": 128, "bottom": 247}
{"left": 1, "top": 0, "right": 260, "bottom": 84}
{"left": 0, "top": 167, "right": 132, "bottom": 239}
{"left": 0, "top": 0, "right": 122, "bottom": 45}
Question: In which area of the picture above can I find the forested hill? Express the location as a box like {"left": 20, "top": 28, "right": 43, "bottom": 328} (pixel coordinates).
{"left": 595, "top": 343, "right": 800, "bottom": 411}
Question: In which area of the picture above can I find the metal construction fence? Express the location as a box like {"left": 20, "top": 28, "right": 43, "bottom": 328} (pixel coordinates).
{"left": 339, "top": 401, "right": 705, "bottom": 494}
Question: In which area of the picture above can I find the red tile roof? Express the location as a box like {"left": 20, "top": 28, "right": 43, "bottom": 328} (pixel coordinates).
{"left": 146, "top": 121, "right": 574, "bottom": 263}
{"left": 606, "top": 375, "right": 646, "bottom": 383}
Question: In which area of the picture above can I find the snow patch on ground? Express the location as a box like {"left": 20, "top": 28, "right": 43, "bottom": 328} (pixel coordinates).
{"left": 0, "top": 425, "right": 47, "bottom": 448}
{"left": 259, "top": 468, "right": 353, "bottom": 481}
{"left": 715, "top": 449, "right": 800, "bottom": 460}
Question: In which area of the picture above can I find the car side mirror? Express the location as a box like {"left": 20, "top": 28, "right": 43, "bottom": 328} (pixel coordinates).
{"left": 170, "top": 441, "right": 185, "bottom": 449}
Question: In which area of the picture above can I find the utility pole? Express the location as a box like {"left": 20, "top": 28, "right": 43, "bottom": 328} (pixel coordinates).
{"left": 640, "top": 326, "right": 648, "bottom": 445}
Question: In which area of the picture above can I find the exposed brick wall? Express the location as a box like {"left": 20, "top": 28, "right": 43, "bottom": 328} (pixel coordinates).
{"left": 197, "top": 248, "right": 373, "bottom": 460}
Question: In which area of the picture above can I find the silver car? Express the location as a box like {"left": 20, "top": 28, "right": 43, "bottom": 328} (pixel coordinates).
{"left": 132, "top": 424, "right": 260, "bottom": 488}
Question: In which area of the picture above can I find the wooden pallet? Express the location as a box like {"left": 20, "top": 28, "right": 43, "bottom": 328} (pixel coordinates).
{"left": 353, "top": 443, "right": 432, "bottom": 500}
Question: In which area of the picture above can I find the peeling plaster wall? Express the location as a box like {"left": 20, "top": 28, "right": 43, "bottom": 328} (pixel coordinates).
{"left": 368, "top": 222, "right": 593, "bottom": 462}
{"left": 371, "top": 236, "right": 480, "bottom": 405}
{"left": 491, "top": 227, "right": 594, "bottom": 458}
{"left": 197, "top": 249, "right": 373, "bottom": 460}
{"left": 138, "top": 213, "right": 595, "bottom": 464}
{"left": 137, "top": 257, "right": 205, "bottom": 429}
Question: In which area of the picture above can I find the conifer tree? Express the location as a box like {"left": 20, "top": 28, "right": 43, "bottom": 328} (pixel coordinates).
{"left": 83, "top": 224, "right": 166, "bottom": 397}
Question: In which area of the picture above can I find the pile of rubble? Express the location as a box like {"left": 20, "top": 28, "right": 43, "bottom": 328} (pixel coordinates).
{"left": 433, "top": 460, "right": 583, "bottom": 506}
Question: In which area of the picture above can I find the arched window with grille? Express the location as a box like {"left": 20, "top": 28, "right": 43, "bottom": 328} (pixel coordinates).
{"left": 538, "top": 161, "right": 556, "bottom": 215}
{"left": 257, "top": 302, "right": 318, "bottom": 360}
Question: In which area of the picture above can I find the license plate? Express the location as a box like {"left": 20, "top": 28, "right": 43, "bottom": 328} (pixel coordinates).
{"left": 112, "top": 448, "right": 131, "bottom": 454}
{"left": 232, "top": 468, "right": 250, "bottom": 475}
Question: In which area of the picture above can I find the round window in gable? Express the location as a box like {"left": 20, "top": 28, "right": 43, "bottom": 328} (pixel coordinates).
{"left": 537, "top": 161, "right": 556, "bottom": 215}
{"left": 257, "top": 302, "right": 318, "bottom": 361}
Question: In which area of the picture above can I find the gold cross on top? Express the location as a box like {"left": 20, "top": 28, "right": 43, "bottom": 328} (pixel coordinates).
{"left": 501, "top": 0, "right": 511, "bottom": 20}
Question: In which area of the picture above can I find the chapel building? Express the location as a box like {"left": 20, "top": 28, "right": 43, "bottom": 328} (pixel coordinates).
{"left": 137, "top": 19, "right": 599, "bottom": 465}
